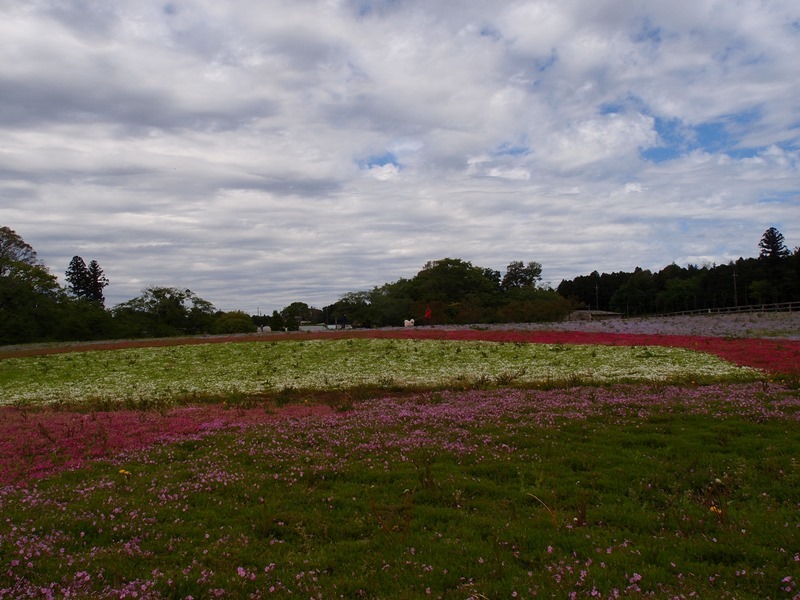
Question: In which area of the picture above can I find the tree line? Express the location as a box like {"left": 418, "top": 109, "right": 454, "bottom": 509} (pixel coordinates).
{"left": 557, "top": 227, "right": 800, "bottom": 314}
{"left": 2, "top": 225, "right": 797, "bottom": 345}
{"left": 256, "top": 258, "right": 570, "bottom": 331}
{"left": 0, "top": 226, "right": 257, "bottom": 345}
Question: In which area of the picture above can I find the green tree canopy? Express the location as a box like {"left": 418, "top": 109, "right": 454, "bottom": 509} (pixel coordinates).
{"left": 0, "top": 226, "right": 42, "bottom": 277}
{"left": 501, "top": 260, "right": 543, "bottom": 291}
{"left": 409, "top": 258, "right": 499, "bottom": 303}
{"left": 113, "top": 286, "right": 216, "bottom": 336}
{"left": 0, "top": 227, "right": 67, "bottom": 344}
{"left": 279, "top": 301, "right": 311, "bottom": 331}
{"left": 213, "top": 311, "right": 257, "bottom": 334}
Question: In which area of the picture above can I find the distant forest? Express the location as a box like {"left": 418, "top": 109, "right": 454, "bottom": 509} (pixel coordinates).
{"left": 557, "top": 227, "right": 799, "bottom": 315}
{"left": 1, "top": 225, "right": 798, "bottom": 346}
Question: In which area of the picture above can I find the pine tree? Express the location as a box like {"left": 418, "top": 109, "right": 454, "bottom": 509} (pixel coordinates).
{"left": 65, "top": 256, "right": 91, "bottom": 298}
{"left": 66, "top": 256, "right": 108, "bottom": 304}
{"left": 758, "top": 227, "right": 789, "bottom": 260}
{"left": 86, "top": 260, "right": 109, "bottom": 305}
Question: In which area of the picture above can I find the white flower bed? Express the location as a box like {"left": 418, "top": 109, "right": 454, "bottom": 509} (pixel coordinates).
{"left": 0, "top": 339, "right": 759, "bottom": 406}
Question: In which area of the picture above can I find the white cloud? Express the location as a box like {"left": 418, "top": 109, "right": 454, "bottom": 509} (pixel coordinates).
{"left": 544, "top": 112, "right": 657, "bottom": 170}
{"left": 365, "top": 163, "right": 400, "bottom": 180}
{"left": 0, "top": 0, "right": 798, "bottom": 313}
{"left": 487, "top": 168, "right": 531, "bottom": 181}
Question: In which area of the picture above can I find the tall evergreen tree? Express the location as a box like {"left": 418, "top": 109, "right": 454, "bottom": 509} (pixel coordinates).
{"left": 65, "top": 256, "right": 91, "bottom": 298}
{"left": 66, "top": 256, "right": 109, "bottom": 304}
{"left": 86, "top": 260, "right": 109, "bottom": 305}
{"left": 758, "top": 227, "right": 789, "bottom": 260}
{"left": 756, "top": 227, "right": 792, "bottom": 302}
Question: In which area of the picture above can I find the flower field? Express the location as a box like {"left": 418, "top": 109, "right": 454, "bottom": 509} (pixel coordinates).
{"left": 1, "top": 329, "right": 799, "bottom": 598}
{"left": 0, "top": 338, "right": 761, "bottom": 407}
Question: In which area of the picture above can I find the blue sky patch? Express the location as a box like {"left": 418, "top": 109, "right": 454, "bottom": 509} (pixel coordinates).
{"left": 493, "top": 141, "right": 529, "bottom": 157}
{"left": 359, "top": 151, "right": 400, "bottom": 169}
{"left": 641, "top": 109, "right": 765, "bottom": 162}
{"left": 640, "top": 145, "right": 682, "bottom": 162}
{"left": 599, "top": 102, "right": 624, "bottom": 115}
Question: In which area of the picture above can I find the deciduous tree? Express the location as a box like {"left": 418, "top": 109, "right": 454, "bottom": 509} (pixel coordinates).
{"left": 280, "top": 302, "right": 311, "bottom": 331}
{"left": 0, "top": 227, "right": 65, "bottom": 344}
{"left": 501, "top": 260, "right": 543, "bottom": 291}
{"left": 0, "top": 226, "right": 41, "bottom": 276}
{"left": 213, "top": 311, "right": 257, "bottom": 334}
{"left": 113, "top": 286, "right": 215, "bottom": 336}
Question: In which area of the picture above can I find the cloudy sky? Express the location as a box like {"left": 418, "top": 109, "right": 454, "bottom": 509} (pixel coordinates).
{"left": 2, "top": 0, "right": 798, "bottom": 314}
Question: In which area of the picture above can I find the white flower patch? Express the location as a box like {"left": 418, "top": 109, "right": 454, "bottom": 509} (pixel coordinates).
{"left": 0, "top": 340, "right": 760, "bottom": 407}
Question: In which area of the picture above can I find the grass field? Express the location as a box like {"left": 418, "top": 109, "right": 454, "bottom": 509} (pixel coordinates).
{"left": 1, "top": 332, "right": 799, "bottom": 598}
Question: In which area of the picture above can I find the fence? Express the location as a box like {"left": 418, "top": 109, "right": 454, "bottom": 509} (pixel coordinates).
{"left": 649, "top": 301, "right": 800, "bottom": 318}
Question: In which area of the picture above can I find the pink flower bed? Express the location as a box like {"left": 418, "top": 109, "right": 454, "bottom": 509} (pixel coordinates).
{"left": 0, "top": 404, "right": 330, "bottom": 487}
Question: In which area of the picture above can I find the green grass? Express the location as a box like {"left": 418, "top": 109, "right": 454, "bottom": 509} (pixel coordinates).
{"left": 1, "top": 384, "right": 799, "bottom": 598}
{"left": 0, "top": 338, "right": 795, "bottom": 598}
{"left": 0, "top": 338, "right": 760, "bottom": 407}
